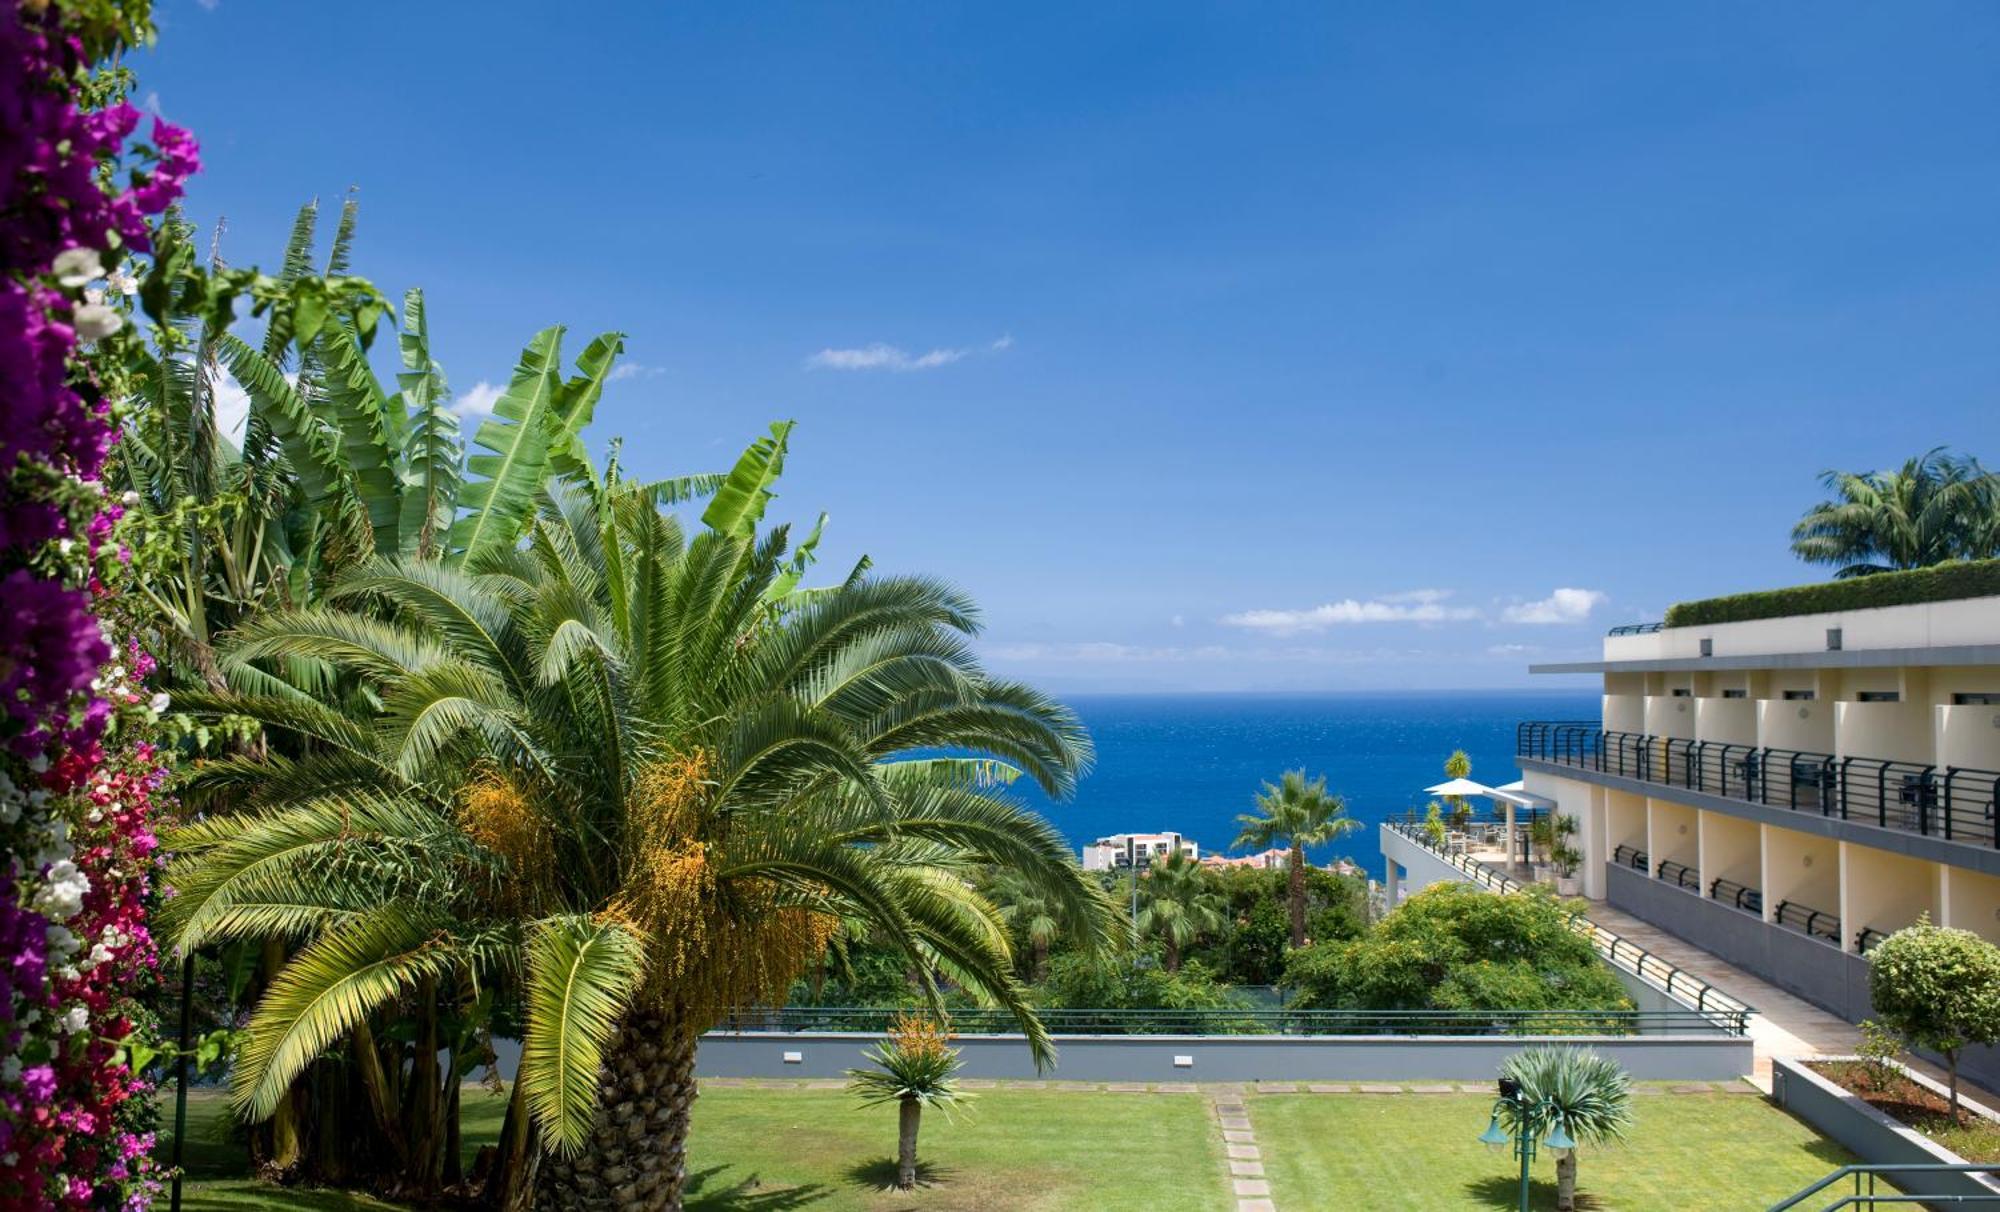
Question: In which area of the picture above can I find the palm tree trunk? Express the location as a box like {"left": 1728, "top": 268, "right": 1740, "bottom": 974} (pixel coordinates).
{"left": 1288, "top": 843, "right": 1307, "bottom": 948}
{"left": 896, "top": 1098, "right": 921, "bottom": 1190}
{"left": 1033, "top": 936, "right": 1049, "bottom": 983}
{"left": 535, "top": 1011, "right": 697, "bottom": 1212}
{"left": 1165, "top": 933, "right": 1181, "bottom": 973}
{"left": 485, "top": 1074, "right": 538, "bottom": 1211}
{"left": 1556, "top": 1151, "right": 1578, "bottom": 1211}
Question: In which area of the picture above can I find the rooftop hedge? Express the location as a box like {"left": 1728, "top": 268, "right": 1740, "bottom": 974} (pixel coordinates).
{"left": 1664, "top": 559, "right": 2000, "bottom": 628}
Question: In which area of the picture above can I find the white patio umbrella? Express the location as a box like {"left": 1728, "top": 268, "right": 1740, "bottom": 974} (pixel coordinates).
{"left": 1423, "top": 777, "right": 1494, "bottom": 799}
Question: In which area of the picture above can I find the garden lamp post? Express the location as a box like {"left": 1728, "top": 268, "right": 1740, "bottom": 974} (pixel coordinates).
{"left": 1479, "top": 1075, "right": 1576, "bottom": 1212}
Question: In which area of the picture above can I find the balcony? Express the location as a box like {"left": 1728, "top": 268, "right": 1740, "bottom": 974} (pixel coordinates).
{"left": 1517, "top": 721, "right": 2000, "bottom": 849}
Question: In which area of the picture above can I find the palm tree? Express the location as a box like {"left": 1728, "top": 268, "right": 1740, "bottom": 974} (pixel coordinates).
{"left": 1790, "top": 447, "right": 2000, "bottom": 577}
{"left": 988, "top": 869, "right": 1063, "bottom": 982}
{"left": 1444, "top": 748, "right": 1473, "bottom": 829}
{"left": 846, "top": 1014, "right": 969, "bottom": 1190}
{"left": 163, "top": 435, "right": 1115, "bottom": 1212}
{"left": 1137, "top": 852, "right": 1228, "bottom": 972}
{"left": 1234, "top": 770, "right": 1361, "bottom": 948}
{"left": 1498, "top": 1046, "right": 1634, "bottom": 1212}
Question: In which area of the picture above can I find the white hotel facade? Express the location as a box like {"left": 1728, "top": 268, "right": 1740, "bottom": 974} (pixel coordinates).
{"left": 1514, "top": 584, "right": 2000, "bottom": 1076}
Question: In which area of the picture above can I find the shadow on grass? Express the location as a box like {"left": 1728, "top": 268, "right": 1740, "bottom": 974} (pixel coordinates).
{"left": 842, "top": 1158, "right": 958, "bottom": 1193}
{"left": 685, "top": 1163, "right": 833, "bottom": 1210}
{"left": 1462, "top": 1175, "right": 1604, "bottom": 1210}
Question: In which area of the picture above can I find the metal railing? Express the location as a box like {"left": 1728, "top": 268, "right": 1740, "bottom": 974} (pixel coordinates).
{"left": 1608, "top": 622, "right": 1665, "bottom": 636}
{"left": 1383, "top": 820, "right": 1752, "bottom": 1031}
{"left": 1612, "top": 844, "right": 1650, "bottom": 872}
{"left": 1710, "top": 877, "right": 1763, "bottom": 915}
{"left": 1856, "top": 927, "right": 1890, "bottom": 954}
{"left": 1657, "top": 858, "right": 1700, "bottom": 892}
{"left": 715, "top": 1005, "right": 1738, "bottom": 1037}
{"left": 1774, "top": 899, "right": 1841, "bottom": 946}
{"left": 1769, "top": 1163, "right": 2000, "bottom": 1209}
{"left": 1517, "top": 722, "right": 2000, "bottom": 850}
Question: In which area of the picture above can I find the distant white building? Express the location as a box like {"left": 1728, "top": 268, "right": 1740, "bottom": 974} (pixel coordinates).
{"left": 1081, "top": 831, "right": 1199, "bottom": 871}
{"left": 1200, "top": 847, "right": 1289, "bottom": 871}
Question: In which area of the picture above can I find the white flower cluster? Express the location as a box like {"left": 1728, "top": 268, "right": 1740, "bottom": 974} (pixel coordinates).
{"left": 30, "top": 860, "right": 90, "bottom": 921}
{"left": 50, "top": 247, "right": 127, "bottom": 342}
{"left": 0, "top": 770, "right": 49, "bottom": 827}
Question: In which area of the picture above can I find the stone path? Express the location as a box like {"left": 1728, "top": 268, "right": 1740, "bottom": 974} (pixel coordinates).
{"left": 1208, "top": 1088, "right": 1274, "bottom": 1212}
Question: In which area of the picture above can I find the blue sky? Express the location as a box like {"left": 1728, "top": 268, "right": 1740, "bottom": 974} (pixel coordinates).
{"left": 140, "top": 2, "right": 1999, "bottom": 692}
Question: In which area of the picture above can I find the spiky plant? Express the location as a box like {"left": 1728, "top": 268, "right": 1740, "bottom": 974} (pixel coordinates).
{"left": 1497, "top": 1046, "right": 1634, "bottom": 1212}
{"left": 1234, "top": 770, "right": 1361, "bottom": 947}
{"left": 847, "top": 1013, "right": 970, "bottom": 1190}
{"left": 163, "top": 429, "right": 1114, "bottom": 1212}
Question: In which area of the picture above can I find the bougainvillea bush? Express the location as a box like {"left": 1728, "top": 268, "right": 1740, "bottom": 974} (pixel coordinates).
{"left": 1, "top": 0, "right": 196, "bottom": 1206}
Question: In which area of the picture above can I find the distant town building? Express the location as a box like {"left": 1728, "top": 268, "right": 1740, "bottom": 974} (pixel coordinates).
{"left": 1081, "top": 832, "right": 1199, "bottom": 871}
{"left": 1199, "top": 848, "right": 1289, "bottom": 871}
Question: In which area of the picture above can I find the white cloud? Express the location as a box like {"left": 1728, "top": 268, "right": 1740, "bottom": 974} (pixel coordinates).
{"left": 451, "top": 381, "right": 505, "bottom": 418}
{"left": 143, "top": 91, "right": 163, "bottom": 115}
{"left": 985, "top": 641, "right": 1441, "bottom": 667}
{"left": 1220, "top": 589, "right": 1479, "bottom": 634}
{"left": 608, "top": 362, "right": 664, "bottom": 382}
{"left": 195, "top": 0, "right": 218, "bottom": 9}
{"left": 806, "top": 335, "right": 1012, "bottom": 373}
{"left": 212, "top": 369, "right": 250, "bottom": 446}
{"left": 1501, "top": 588, "right": 1607, "bottom": 625}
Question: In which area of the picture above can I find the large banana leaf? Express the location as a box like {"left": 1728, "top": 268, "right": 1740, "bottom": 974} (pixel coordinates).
{"left": 215, "top": 334, "right": 350, "bottom": 512}
{"left": 701, "top": 420, "right": 793, "bottom": 539}
{"left": 394, "top": 288, "right": 461, "bottom": 559}
{"left": 317, "top": 329, "right": 404, "bottom": 555}
{"left": 449, "top": 326, "right": 568, "bottom": 565}
{"left": 548, "top": 331, "right": 625, "bottom": 482}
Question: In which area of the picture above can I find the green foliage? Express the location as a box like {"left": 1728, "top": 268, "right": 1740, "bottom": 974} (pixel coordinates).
{"left": 1663, "top": 557, "right": 2000, "bottom": 628}
{"left": 1867, "top": 915, "right": 2000, "bottom": 1115}
{"left": 1234, "top": 770, "right": 1360, "bottom": 855}
{"left": 1423, "top": 801, "right": 1447, "bottom": 849}
{"left": 167, "top": 447, "right": 1116, "bottom": 1155}
{"left": 1788, "top": 448, "right": 2000, "bottom": 578}
{"left": 1038, "top": 954, "right": 1245, "bottom": 1015}
{"left": 1858, "top": 1019, "right": 1903, "bottom": 1090}
{"left": 1285, "top": 884, "right": 1632, "bottom": 1015}
{"left": 1194, "top": 865, "right": 1367, "bottom": 985}
{"left": 1137, "top": 852, "right": 1228, "bottom": 971}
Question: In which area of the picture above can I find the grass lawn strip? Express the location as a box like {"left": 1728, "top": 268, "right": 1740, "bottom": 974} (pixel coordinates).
{"left": 161, "top": 1086, "right": 1233, "bottom": 1212}
{"left": 1246, "top": 1088, "right": 1859, "bottom": 1211}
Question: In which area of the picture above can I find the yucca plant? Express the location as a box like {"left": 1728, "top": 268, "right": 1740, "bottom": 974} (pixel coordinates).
{"left": 1498, "top": 1046, "right": 1633, "bottom": 1212}
{"left": 164, "top": 427, "right": 1116, "bottom": 1211}
{"left": 847, "top": 1013, "right": 970, "bottom": 1190}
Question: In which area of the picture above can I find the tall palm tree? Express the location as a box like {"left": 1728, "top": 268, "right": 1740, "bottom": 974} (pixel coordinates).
{"left": 163, "top": 441, "right": 1115, "bottom": 1212}
{"left": 1498, "top": 1046, "right": 1633, "bottom": 1212}
{"left": 1790, "top": 447, "right": 2000, "bottom": 577}
{"left": 1136, "top": 852, "right": 1228, "bottom": 972}
{"left": 1234, "top": 770, "right": 1360, "bottom": 948}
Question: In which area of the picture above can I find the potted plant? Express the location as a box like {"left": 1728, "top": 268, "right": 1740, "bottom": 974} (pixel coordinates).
{"left": 1551, "top": 816, "right": 1583, "bottom": 895}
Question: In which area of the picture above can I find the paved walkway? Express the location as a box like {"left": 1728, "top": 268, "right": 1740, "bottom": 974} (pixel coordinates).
{"left": 1584, "top": 901, "right": 2000, "bottom": 1107}
{"left": 1209, "top": 1089, "right": 1275, "bottom": 1212}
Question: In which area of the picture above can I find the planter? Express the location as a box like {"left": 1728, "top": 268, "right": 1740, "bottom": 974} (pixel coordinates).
{"left": 1771, "top": 1056, "right": 2000, "bottom": 1202}
{"left": 1556, "top": 875, "right": 1581, "bottom": 896}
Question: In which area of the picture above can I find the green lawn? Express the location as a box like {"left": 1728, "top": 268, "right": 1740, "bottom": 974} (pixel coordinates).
{"left": 161, "top": 1085, "right": 1232, "bottom": 1211}
{"left": 1247, "top": 1087, "right": 1859, "bottom": 1211}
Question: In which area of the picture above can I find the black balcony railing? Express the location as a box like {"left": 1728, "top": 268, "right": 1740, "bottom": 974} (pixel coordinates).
{"left": 1773, "top": 899, "right": 1841, "bottom": 946}
{"left": 1656, "top": 858, "right": 1700, "bottom": 892}
{"left": 1607, "top": 622, "right": 1665, "bottom": 636}
{"left": 1855, "top": 928, "right": 1890, "bottom": 954}
{"left": 1517, "top": 722, "right": 2000, "bottom": 850}
{"left": 714, "top": 1005, "right": 1740, "bottom": 1037}
{"left": 1708, "top": 877, "right": 1762, "bottom": 915}
{"left": 1612, "top": 844, "right": 1649, "bottom": 872}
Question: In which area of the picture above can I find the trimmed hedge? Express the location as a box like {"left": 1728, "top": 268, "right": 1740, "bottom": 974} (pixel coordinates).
{"left": 1664, "top": 559, "right": 2000, "bottom": 628}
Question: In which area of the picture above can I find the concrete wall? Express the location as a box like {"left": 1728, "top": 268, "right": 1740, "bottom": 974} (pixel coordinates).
{"left": 1758, "top": 696, "right": 1834, "bottom": 754}
{"left": 1698, "top": 811, "right": 1760, "bottom": 891}
{"left": 1647, "top": 798, "right": 1698, "bottom": 871}
{"left": 1761, "top": 822, "right": 1839, "bottom": 926}
{"left": 1835, "top": 699, "right": 1933, "bottom": 765}
{"left": 1944, "top": 866, "right": 2000, "bottom": 943}
{"left": 1939, "top": 702, "right": 2000, "bottom": 771}
{"left": 1695, "top": 696, "right": 1757, "bottom": 746}
{"left": 1840, "top": 842, "right": 1940, "bottom": 947}
{"left": 696, "top": 1030, "right": 1752, "bottom": 1082}
{"left": 1602, "top": 596, "right": 2000, "bottom": 664}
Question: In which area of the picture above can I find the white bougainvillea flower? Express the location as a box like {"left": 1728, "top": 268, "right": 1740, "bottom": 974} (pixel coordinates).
{"left": 72, "top": 303, "right": 123, "bottom": 342}
{"left": 51, "top": 247, "right": 103, "bottom": 287}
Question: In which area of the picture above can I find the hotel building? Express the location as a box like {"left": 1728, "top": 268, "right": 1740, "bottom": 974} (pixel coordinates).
{"left": 1081, "top": 831, "right": 1200, "bottom": 871}
{"left": 1515, "top": 577, "right": 2000, "bottom": 1076}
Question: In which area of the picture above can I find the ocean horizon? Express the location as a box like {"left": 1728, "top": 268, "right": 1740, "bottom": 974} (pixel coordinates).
{"left": 1015, "top": 688, "right": 1600, "bottom": 877}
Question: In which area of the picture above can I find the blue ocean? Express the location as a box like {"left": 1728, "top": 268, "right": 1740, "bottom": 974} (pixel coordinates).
{"left": 1014, "top": 690, "right": 1599, "bottom": 876}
